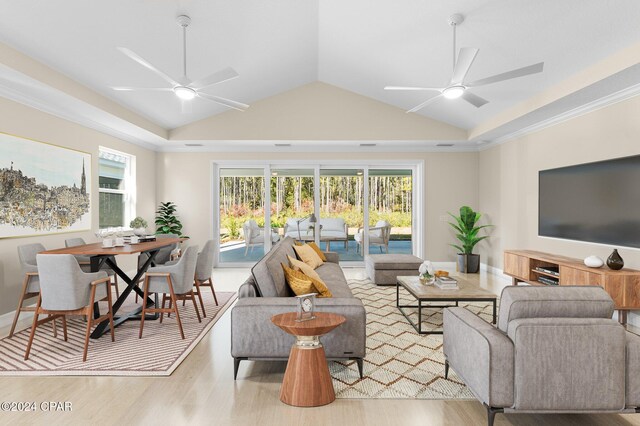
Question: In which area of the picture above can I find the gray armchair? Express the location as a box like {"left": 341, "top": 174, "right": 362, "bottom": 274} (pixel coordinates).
{"left": 139, "top": 245, "right": 200, "bottom": 340}
{"left": 443, "top": 286, "right": 640, "bottom": 426}
{"left": 10, "top": 243, "right": 56, "bottom": 338}
{"left": 26, "top": 254, "right": 115, "bottom": 362}
{"left": 65, "top": 237, "right": 120, "bottom": 297}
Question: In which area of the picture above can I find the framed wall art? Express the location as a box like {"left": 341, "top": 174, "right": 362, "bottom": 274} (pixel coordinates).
{"left": 0, "top": 132, "right": 91, "bottom": 238}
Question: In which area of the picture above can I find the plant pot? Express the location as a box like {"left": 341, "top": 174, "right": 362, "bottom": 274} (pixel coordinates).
{"left": 133, "top": 227, "right": 147, "bottom": 236}
{"left": 457, "top": 254, "right": 480, "bottom": 273}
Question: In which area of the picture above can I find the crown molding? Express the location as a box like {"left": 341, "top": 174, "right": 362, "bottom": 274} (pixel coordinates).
{"left": 476, "top": 81, "right": 640, "bottom": 151}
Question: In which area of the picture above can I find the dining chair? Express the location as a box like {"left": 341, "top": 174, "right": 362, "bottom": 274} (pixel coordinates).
{"left": 139, "top": 245, "right": 200, "bottom": 340}
{"left": 9, "top": 244, "right": 58, "bottom": 338}
{"left": 25, "top": 254, "right": 115, "bottom": 362}
{"left": 135, "top": 233, "right": 180, "bottom": 303}
{"left": 189, "top": 240, "right": 217, "bottom": 317}
{"left": 65, "top": 237, "right": 120, "bottom": 298}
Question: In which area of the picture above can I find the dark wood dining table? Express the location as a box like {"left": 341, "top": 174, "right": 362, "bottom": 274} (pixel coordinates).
{"left": 41, "top": 238, "right": 186, "bottom": 339}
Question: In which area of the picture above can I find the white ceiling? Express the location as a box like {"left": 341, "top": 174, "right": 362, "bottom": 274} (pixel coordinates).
{"left": 0, "top": 0, "right": 639, "bottom": 131}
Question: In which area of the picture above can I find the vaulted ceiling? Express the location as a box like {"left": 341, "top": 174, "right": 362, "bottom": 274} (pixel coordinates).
{"left": 0, "top": 0, "right": 639, "bottom": 135}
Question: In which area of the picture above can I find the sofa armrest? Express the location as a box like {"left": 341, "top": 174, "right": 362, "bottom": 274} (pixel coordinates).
{"left": 626, "top": 331, "right": 640, "bottom": 407}
{"left": 443, "top": 307, "right": 514, "bottom": 408}
{"left": 324, "top": 252, "right": 339, "bottom": 264}
{"left": 507, "top": 317, "right": 625, "bottom": 411}
{"left": 231, "top": 297, "right": 366, "bottom": 359}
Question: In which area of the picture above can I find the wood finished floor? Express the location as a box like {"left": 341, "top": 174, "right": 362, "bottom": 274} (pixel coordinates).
{"left": 1, "top": 268, "right": 639, "bottom": 426}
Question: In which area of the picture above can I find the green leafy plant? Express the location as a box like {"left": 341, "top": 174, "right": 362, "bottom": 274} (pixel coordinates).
{"left": 129, "top": 216, "right": 148, "bottom": 229}
{"left": 448, "top": 206, "right": 492, "bottom": 254}
{"left": 155, "top": 202, "right": 185, "bottom": 237}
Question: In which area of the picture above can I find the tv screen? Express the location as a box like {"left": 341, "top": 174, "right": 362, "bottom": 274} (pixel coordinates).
{"left": 539, "top": 155, "right": 640, "bottom": 248}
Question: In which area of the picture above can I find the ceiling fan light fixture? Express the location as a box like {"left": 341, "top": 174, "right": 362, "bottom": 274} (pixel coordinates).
{"left": 173, "top": 86, "right": 196, "bottom": 100}
{"left": 442, "top": 85, "right": 465, "bottom": 99}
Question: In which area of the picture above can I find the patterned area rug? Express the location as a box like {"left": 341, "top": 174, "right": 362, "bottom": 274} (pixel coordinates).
{"left": 0, "top": 289, "right": 236, "bottom": 376}
{"left": 330, "top": 278, "right": 497, "bottom": 399}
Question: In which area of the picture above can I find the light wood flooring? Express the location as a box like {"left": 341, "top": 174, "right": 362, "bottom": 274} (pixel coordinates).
{"left": 1, "top": 268, "right": 639, "bottom": 426}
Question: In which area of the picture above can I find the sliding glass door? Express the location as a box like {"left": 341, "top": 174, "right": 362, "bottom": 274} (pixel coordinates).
{"left": 218, "top": 168, "right": 266, "bottom": 264}
{"left": 214, "top": 162, "right": 420, "bottom": 266}
{"left": 319, "top": 169, "right": 364, "bottom": 261}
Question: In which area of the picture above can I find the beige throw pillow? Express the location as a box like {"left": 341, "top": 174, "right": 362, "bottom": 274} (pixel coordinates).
{"left": 293, "top": 243, "right": 324, "bottom": 269}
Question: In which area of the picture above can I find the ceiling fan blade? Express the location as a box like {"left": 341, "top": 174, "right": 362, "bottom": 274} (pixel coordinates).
{"left": 461, "top": 91, "right": 489, "bottom": 108}
{"left": 189, "top": 67, "right": 239, "bottom": 90}
{"left": 450, "top": 47, "right": 479, "bottom": 85}
{"left": 384, "top": 86, "right": 441, "bottom": 91}
{"left": 111, "top": 87, "right": 172, "bottom": 91}
{"left": 466, "top": 62, "right": 544, "bottom": 87}
{"left": 407, "top": 94, "right": 441, "bottom": 113}
{"left": 197, "top": 92, "right": 249, "bottom": 111}
{"left": 117, "top": 47, "right": 180, "bottom": 87}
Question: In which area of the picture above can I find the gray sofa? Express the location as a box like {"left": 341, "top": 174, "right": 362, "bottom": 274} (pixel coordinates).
{"left": 231, "top": 237, "right": 366, "bottom": 379}
{"left": 443, "top": 285, "right": 640, "bottom": 426}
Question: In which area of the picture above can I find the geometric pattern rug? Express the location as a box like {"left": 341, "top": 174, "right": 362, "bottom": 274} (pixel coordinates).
{"left": 0, "top": 289, "right": 236, "bottom": 376}
{"left": 331, "top": 278, "right": 497, "bottom": 399}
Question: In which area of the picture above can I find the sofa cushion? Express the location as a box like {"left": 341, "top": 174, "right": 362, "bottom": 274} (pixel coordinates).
{"left": 366, "top": 254, "right": 423, "bottom": 270}
{"left": 315, "top": 263, "right": 352, "bottom": 298}
{"left": 251, "top": 237, "right": 296, "bottom": 297}
{"left": 498, "top": 285, "right": 615, "bottom": 333}
{"left": 320, "top": 218, "right": 346, "bottom": 232}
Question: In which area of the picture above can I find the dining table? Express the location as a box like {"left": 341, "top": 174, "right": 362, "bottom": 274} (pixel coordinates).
{"left": 41, "top": 237, "right": 186, "bottom": 339}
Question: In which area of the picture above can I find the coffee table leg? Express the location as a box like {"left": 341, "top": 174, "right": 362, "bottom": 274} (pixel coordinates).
{"left": 418, "top": 299, "right": 422, "bottom": 334}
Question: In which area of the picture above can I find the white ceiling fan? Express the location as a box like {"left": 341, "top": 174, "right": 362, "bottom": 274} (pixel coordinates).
{"left": 112, "top": 15, "right": 248, "bottom": 111}
{"left": 385, "top": 13, "right": 544, "bottom": 113}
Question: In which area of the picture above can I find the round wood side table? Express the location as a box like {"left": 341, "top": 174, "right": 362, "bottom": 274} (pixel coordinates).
{"left": 271, "top": 312, "right": 346, "bottom": 407}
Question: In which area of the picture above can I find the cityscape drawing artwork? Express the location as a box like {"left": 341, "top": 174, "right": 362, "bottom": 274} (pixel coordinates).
{"left": 0, "top": 133, "right": 91, "bottom": 238}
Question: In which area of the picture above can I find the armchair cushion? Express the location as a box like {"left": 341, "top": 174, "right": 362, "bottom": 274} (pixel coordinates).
{"left": 443, "top": 307, "right": 514, "bottom": 408}
{"left": 497, "top": 285, "right": 614, "bottom": 333}
{"left": 507, "top": 317, "right": 625, "bottom": 411}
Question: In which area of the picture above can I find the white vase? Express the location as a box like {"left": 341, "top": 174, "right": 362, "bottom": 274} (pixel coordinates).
{"left": 584, "top": 255, "right": 604, "bottom": 268}
{"left": 133, "top": 227, "right": 147, "bottom": 236}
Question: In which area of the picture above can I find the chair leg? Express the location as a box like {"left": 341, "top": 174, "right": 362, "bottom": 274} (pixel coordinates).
{"left": 244, "top": 244, "right": 249, "bottom": 256}
{"left": 113, "top": 275, "right": 120, "bottom": 299}
{"left": 106, "top": 281, "right": 115, "bottom": 343}
{"left": 234, "top": 357, "right": 241, "bottom": 380}
{"left": 356, "top": 358, "right": 364, "bottom": 379}
{"left": 61, "top": 316, "right": 68, "bottom": 342}
{"left": 209, "top": 278, "right": 218, "bottom": 306}
{"left": 194, "top": 280, "right": 206, "bottom": 317}
{"left": 139, "top": 277, "right": 150, "bottom": 339}
{"left": 190, "top": 291, "right": 202, "bottom": 323}
{"left": 379, "top": 246, "right": 383, "bottom": 254}
{"left": 166, "top": 277, "right": 185, "bottom": 339}
{"left": 24, "top": 297, "right": 41, "bottom": 360}
{"left": 484, "top": 405, "right": 503, "bottom": 426}
{"left": 9, "top": 275, "right": 30, "bottom": 338}
{"left": 160, "top": 294, "right": 167, "bottom": 323}
{"left": 51, "top": 315, "right": 57, "bottom": 338}
{"left": 83, "top": 286, "right": 98, "bottom": 362}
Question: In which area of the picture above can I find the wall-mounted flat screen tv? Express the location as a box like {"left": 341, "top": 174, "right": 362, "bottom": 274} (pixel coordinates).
{"left": 539, "top": 155, "right": 640, "bottom": 249}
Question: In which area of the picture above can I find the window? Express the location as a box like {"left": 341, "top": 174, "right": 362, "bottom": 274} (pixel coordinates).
{"left": 98, "top": 147, "right": 136, "bottom": 228}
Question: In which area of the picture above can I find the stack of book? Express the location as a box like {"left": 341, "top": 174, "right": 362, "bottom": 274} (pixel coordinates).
{"left": 435, "top": 276, "right": 459, "bottom": 290}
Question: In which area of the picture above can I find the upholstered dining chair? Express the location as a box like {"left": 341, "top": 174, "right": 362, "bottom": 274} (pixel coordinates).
{"left": 139, "top": 245, "right": 200, "bottom": 340}
{"left": 25, "top": 254, "right": 115, "bottom": 362}
{"left": 65, "top": 237, "right": 120, "bottom": 297}
{"left": 9, "top": 244, "right": 57, "bottom": 338}
{"left": 355, "top": 220, "right": 392, "bottom": 254}
{"left": 189, "top": 240, "right": 217, "bottom": 317}
{"left": 135, "top": 233, "right": 181, "bottom": 302}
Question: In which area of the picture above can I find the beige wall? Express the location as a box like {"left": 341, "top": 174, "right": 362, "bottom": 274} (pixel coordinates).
{"left": 170, "top": 82, "right": 467, "bottom": 141}
{"left": 0, "top": 97, "right": 157, "bottom": 316}
{"left": 156, "top": 151, "right": 479, "bottom": 263}
{"left": 479, "top": 94, "right": 640, "bottom": 270}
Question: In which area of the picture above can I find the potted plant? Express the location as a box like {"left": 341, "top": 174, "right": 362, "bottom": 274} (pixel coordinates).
{"left": 129, "top": 216, "right": 148, "bottom": 236}
{"left": 155, "top": 201, "right": 186, "bottom": 237}
{"left": 448, "top": 206, "right": 492, "bottom": 273}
